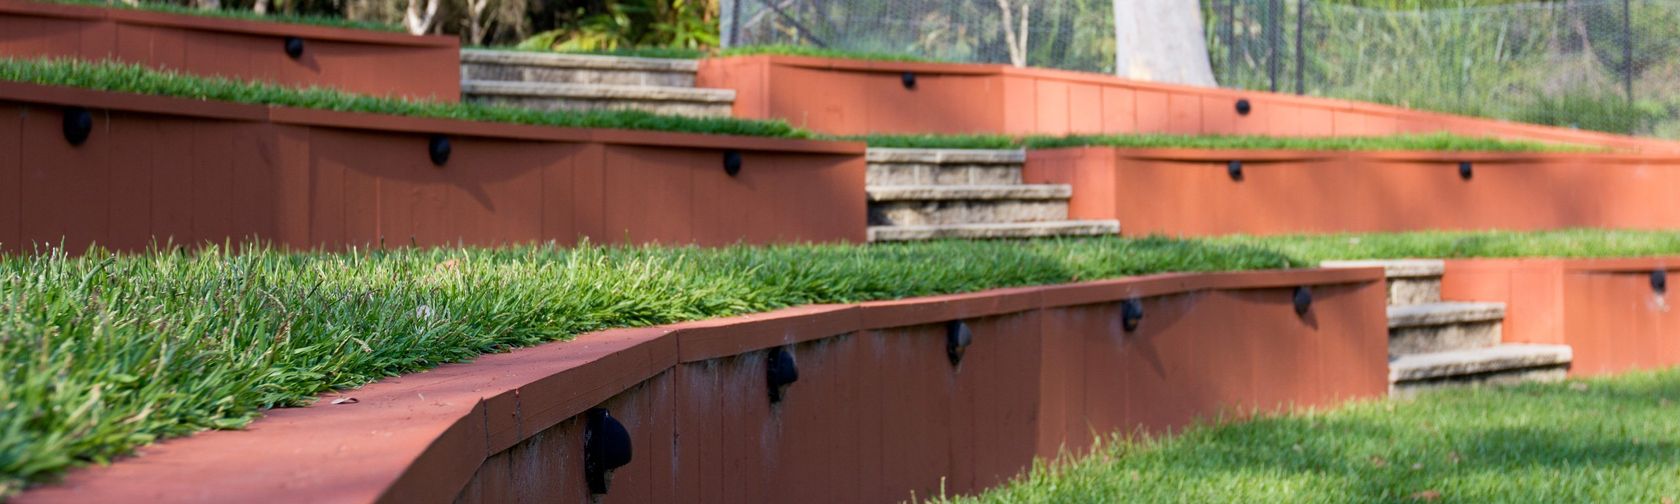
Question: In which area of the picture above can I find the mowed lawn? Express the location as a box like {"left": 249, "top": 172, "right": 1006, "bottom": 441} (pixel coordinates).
{"left": 942, "top": 368, "right": 1680, "bottom": 503}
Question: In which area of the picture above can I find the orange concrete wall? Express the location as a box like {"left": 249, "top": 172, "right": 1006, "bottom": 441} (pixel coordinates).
{"left": 1442, "top": 258, "right": 1680, "bottom": 377}
{"left": 17, "top": 268, "right": 1389, "bottom": 504}
{"left": 1024, "top": 147, "right": 1680, "bottom": 237}
{"left": 699, "top": 56, "right": 1680, "bottom": 153}
{"left": 0, "top": 82, "right": 866, "bottom": 252}
{"left": 0, "top": 0, "right": 460, "bottom": 101}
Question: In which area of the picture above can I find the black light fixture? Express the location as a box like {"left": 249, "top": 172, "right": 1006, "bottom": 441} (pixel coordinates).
{"left": 62, "top": 107, "right": 93, "bottom": 146}
{"left": 427, "top": 135, "right": 451, "bottom": 166}
{"left": 901, "top": 71, "right": 917, "bottom": 90}
{"left": 946, "top": 320, "right": 973, "bottom": 366}
{"left": 1235, "top": 98, "right": 1252, "bottom": 116}
{"left": 583, "top": 408, "right": 633, "bottom": 495}
{"left": 723, "top": 150, "right": 743, "bottom": 177}
{"left": 766, "top": 347, "right": 798, "bottom": 403}
{"left": 283, "top": 36, "right": 305, "bottom": 59}
{"left": 1458, "top": 161, "right": 1473, "bottom": 180}
{"left": 1121, "top": 298, "right": 1144, "bottom": 333}
{"left": 1293, "top": 286, "right": 1313, "bottom": 316}
{"left": 1227, "top": 160, "right": 1244, "bottom": 181}
{"left": 1653, "top": 269, "right": 1668, "bottom": 295}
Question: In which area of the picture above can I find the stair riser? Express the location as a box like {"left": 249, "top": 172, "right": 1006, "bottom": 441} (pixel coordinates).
{"left": 868, "top": 222, "right": 1120, "bottom": 241}
{"left": 867, "top": 163, "right": 1023, "bottom": 186}
{"left": 1389, "top": 321, "right": 1502, "bottom": 356}
{"left": 1387, "top": 277, "right": 1442, "bottom": 306}
{"left": 462, "top": 63, "right": 696, "bottom": 87}
{"left": 464, "top": 95, "right": 732, "bottom": 118}
{"left": 869, "top": 200, "right": 1069, "bottom": 226}
{"left": 1390, "top": 365, "right": 1567, "bottom": 398}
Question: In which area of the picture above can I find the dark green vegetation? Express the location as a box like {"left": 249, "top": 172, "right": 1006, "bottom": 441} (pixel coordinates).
{"left": 39, "top": 0, "right": 399, "bottom": 31}
{"left": 854, "top": 132, "right": 1593, "bottom": 153}
{"left": 0, "top": 237, "right": 1293, "bottom": 494}
{"left": 939, "top": 367, "right": 1680, "bottom": 503}
{"left": 1223, "top": 229, "right": 1680, "bottom": 262}
{"left": 0, "top": 58, "right": 810, "bottom": 139}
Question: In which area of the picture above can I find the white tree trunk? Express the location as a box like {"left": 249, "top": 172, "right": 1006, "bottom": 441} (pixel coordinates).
{"left": 997, "top": 0, "right": 1031, "bottom": 68}
{"left": 405, "top": 0, "right": 440, "bottom": 36}
{"left": 1113, "top": 0, "right": 1218, "bottom": 87}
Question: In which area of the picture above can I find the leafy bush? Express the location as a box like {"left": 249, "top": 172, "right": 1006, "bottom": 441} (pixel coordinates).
{"left": 1513, "top": 91, "right": 1669, "bottom": 135}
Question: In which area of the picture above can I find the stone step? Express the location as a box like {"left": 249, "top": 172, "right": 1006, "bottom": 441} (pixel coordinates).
{"left": 1321, "top": 259, "right": 1444, "bottom": 306}
{"left": 866, "top": 148, "right": 1026, "bottom": 187}
{"left": 867, "top": 185, "right": 1072, "bottom": 226}
{"left": 1388, "top": 302, "right": 1505, "bottom": 356}
{"left": 460, "top": 49, "right": 699, "bottom": 87}
{"left": 867, "top": 220, "right": 1120, "bottom": 242}
{"left": 462, "top": 80, "right": 735, "bottom": 118}
{"left": 1389, "top": 343, "right": 1572, "bottom": 397}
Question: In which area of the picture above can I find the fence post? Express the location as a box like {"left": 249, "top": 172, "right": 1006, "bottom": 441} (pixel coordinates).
{"left": 1226, "top": 0, "right": 1237, "bottom": 84}
{"left": 1295, "top": 0, "right": 1305, "bottom": 95}
{"left": 1624, "top": 0, "right": 1634, "bottom": 103}
{"left": 728, "top": 0, "right": 742, "bottom": 47}
{"left": 1268, "top": 0, "right": 1281, "bottom": 92}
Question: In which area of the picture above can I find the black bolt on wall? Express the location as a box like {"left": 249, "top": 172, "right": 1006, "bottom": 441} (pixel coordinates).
{"left": 1458, "top": 161, "right": 1474, "bottom": 180}
{"left": 1227, "top": 160, "right": 1244, "bottom": 181}
{"left": 1235, "top": 98, "right": 1252, "bottom": 116}
{"left": 583, "top": 408, "right": 633, "bottom": 495}
{"left": 283, "top": 37, "right": 305, "bottom": 59}
{"left": 946, "top": 320, "right": 973, "bottom": 366}
{"left": 1653, "top": 269, "right": 1668, "bottom": 295}
{"left": 901, "top": 71, "right": 917, "bottom": 90}
{"left": 1121, "top": 298, "right": 1144, "bottom": 333}
{"left": 723, "top": 150, "right": 743, "bottom": 177}
{"left": 1293, "top": 286, "right": 1313, "bottom": 316}
{"left": 766, "top": 347, "right": 798, "bottom": 403}
{"left": 62, "top": 107, "right": 92, "bottom": 146}
{"left": 427, "top": 135, "right": 451, "bottom": 166}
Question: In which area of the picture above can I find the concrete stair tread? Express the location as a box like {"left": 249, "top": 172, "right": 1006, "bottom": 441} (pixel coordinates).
{"left": 866, "top": 184, "right": 1072, "bottom": 202}
{"left": 462, "top": 80, "right": 735, "bottom": 103}
{"left": 1388, "top": 302, "right": 1504, "bottom": 328}
{"left": 460, "top": 48, "right": 700, "bottom": 72}
{"left": 1321, "top": 259, "right": 1445, "bottom": 278}
{"left": 868, "top": 220, "right": 1119, "bottom": 241}
{"left": 1390, "top": 343, "right": 1573, "bottom": 383}
{"left": 866, "top": 148, "right": 1026, "bottom": 164}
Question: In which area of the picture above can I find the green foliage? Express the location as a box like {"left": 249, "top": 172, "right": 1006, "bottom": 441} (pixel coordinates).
{"left": 1514, "top": 91, "right": 1669, "bottom": 135}
{"left": 38, "top": 0, "right": 399, "bottom": 31}
{"left": 519, "top": 0, "right": 718, "bottom": 53}
{"left": 717, "top": 44, "right": 936, "bottom": 62}
{"left": 851, "top": 132, "right": 1592, "bottom": 153}
{"left": 0, "top": 237, "right": 1293, "bottom": 492}
{"left": 0, "top": 57, "right": 810, "bottom": 139}
{"left": 937, "top": 367, "right": 1680, "bottom": 502}
{"left": 1216, "top": 229, "right": 1680, "bottom": 262}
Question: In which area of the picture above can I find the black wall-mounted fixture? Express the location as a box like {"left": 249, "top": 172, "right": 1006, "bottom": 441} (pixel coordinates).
{"left": 901, "top": 71, "right": 917, "bottom": 90}
{"left": 1458, "top": 161, "right": 1473, "bottom": 180}
{"left": 1227, "top": 160, "right": 1244, "bottom": 181}
{"left": 62, "top": 107, "right": 92, "bottom": 146}
{"left": 283, "top": 36, "right": 305, "bottom": 59}
{"left": 1121, "top": 298, "right": 1144, "bottom": 333}
{"left": 946, "top": 320, "right": 973, "bottom": 366}
{"left": 1235, "top": 98, "right": 1252, "bottom": 116}
{"left": 427, "top": 135, "right": 451, "bottom": 166}
{"left": 766, "top": 347, "right": 798, "bottom": 403}
{"left": 583, "top": 408, "right": 633, "bottom": 495}
{"left": 723, "top": 150, "right": 743, "bottom": 177}
{"left": 1653, "top": 269, "right": 1668, "bottom": 295}
{"left": 1293, "top": 286, "right": 1313, "bottom": 316}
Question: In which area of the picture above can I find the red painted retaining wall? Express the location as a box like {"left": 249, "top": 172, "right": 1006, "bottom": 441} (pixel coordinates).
{"left": 0, "top": 82, "right": 866, "bottom": 252}
{"left": 698, "top": 55, "right": 1680, "bottom": 153}
{"left": 0, "top": 0, "right": 460, "bottom": 101}
{"left": 16, "top": 268, "right": 1389, "bottom": 503}
{"left": 1442, "top": 258, "right": 1680, "bottom": 377}
{"left": 1024, "top": 147, "right": 1680, "bottom": 237}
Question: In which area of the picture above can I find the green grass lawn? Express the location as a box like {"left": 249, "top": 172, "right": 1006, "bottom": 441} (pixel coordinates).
{"left": 855, "top": 132, "right": 1596, "bottom": 153}
{"left": 939, "top": 367, "right": 1680, "bottom": 503}
{"left": 1222, "top": 229, "right": 1680, "bottom": 262}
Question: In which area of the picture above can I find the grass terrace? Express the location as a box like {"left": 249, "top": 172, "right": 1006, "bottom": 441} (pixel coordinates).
{"left": 1222, "top": 229, "right": 1680, "bottom": 262}
{"left": 854, "top": 132, "right": 1598, "bottom": 153}
{"left": 937, "top": 367, "right": 1680, "bottom": 503}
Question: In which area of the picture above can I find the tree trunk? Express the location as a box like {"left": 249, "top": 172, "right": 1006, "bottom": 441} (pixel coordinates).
{"left": 1113, "top": 0, "right": 1218, "bottom": 87}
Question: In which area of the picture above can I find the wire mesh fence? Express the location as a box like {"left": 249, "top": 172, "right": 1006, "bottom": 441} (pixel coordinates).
{"left": 724, "top": 0, "right": 1680, "bottom": 138}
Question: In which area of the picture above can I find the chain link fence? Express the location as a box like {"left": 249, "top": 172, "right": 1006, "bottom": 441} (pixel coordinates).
{"left": 723, "top": 0, "right": 1680, "bottom": 138}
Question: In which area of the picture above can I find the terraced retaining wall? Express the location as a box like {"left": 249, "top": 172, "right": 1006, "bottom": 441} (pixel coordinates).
{"left": 0, "top": 82, "right": 865, "bottom": 253}
{"left": 1442, "top": 258, "right": 1680, "bottom": 377}
{"left": 698, "top": 55, "right": 1678, "bottom": 153}
{"left": 17, "top": 268, "right": 1388, "bottom": 503}
{"left": 1024, "top": 147, "right": 1680, "bottom": 236}
{"left": 0, "top": 0, "right": 460, "bottom": 100}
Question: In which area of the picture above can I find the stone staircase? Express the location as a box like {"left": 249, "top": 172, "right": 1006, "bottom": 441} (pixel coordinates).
{"left": 460, "top": 49, "right": 735, "bottom": 117}
{"left": 865, "top": 148, "right": 1121, "bottom": 242}
{"left": 1322, "top": 259, "right": 1573, "bottom": 397}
